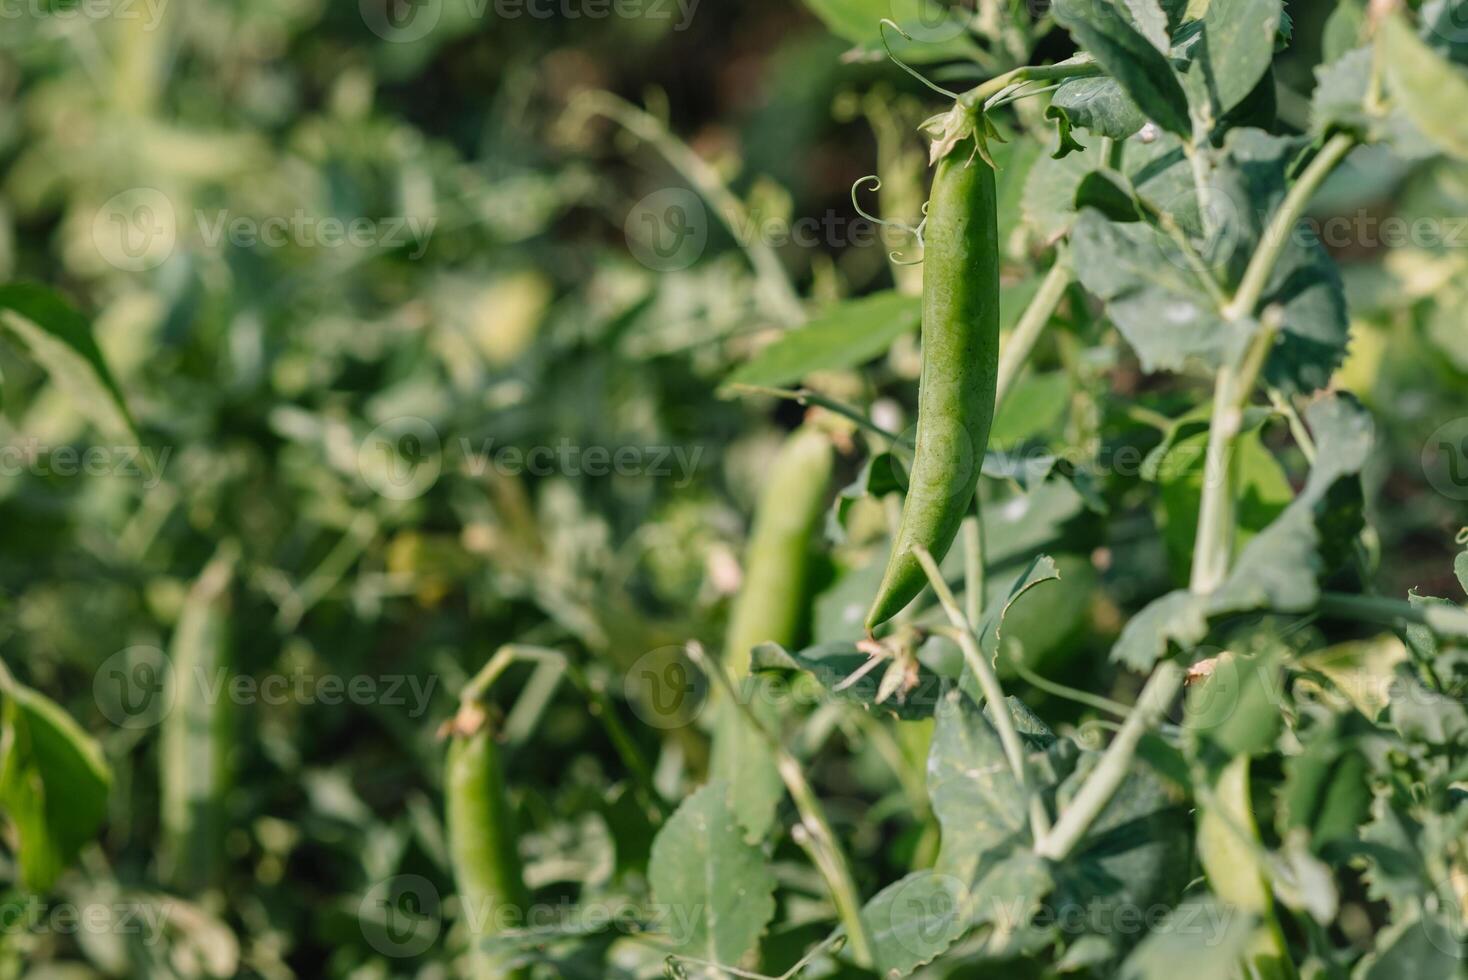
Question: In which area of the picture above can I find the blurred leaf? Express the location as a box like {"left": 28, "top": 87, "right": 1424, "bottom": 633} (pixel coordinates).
{"left": 648, "top": 781, "right": 777, "bottom": 965}
{"left": 751, "top": 641, "right": 945, "bottom": 721}
{"left": 1117, "top": 898, "right": 1254, "bottom": 980}
{"left": 0, "top": 283, "right": 135, "bottom": 441}
{"left": 723, "top": 291, "right": 919, "bottom": 389}
{"left": 1380, "top": 11, "right": 1468, "bottom": 161}
{"left": 861, "top": 869, "right": 970, "bottom": 975}
{"left": 0, "top": 669, "right": 112, "bottom": 892}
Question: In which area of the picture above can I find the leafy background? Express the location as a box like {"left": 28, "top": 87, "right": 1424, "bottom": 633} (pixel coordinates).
{"left": 2, "top": 0, "right": 1468, "bottom": 977}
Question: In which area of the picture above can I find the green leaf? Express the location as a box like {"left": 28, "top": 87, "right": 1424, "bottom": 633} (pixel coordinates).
{"left": 928, "top": 688, "right": 1030, "bottom": 881}
{"left": 1279, "top": 713, "right": 1373, "bottom": 850}
{"left": 1456, "top": 551, "right": 1468, "bottom": 596}
{"left": 1074, "top": 170, "right": 1144, "bottom": 222}
{"left": 723, "top": 291, "right": 919, "bottom": 389}
{"left": 1297, "top": 634, "right": 1407, "bottom": 721}
{"left": 0, "top": 671, "right": 112, "bottom": 893}
{"left": 0, "top": 283, "right": 136, "bottom": 442}
{"left": 990, "top": 372, "right": 1070, "bottom": 447}
{"left": 648, "top": 780, "right": 777, "bottom": 966}
{"left": 1117, "top": 898, "right": 1255, "bottom": 980}
{"left": 1356, "top": 908, "right": 1464, "bottom": 979}
{"left": 1321, "top": 0, "right": 1365, "bottom": 63}
{"left": 1049, "top": 77, "right": 1147, "bottom": 140}
{"left": 1379, "top": 11, "right": 1468, "bottom": 161}
{"left": 1154, "top": 423, "right": 1292, "bottom": 584}
{"left": 802, "top": 0, "right": 981, "bottom": 64}
{"left": 1050, "top": 758, "right": 1192, "bottom": 958}
{"left": 1022, "top": 140, "right": 1106, "bottom": 240}
{"left": 861, "top": 870, "right": 970, "bottom": 975}
{"left": 1052, "top": 0, "right": 1191, "bottom": 136}
{"left": 1072, "top": 130, "right": 1350, "bottom": 395}
{"left": 1181, "top": 0, "right": 1283, "bottom": 117}
{"left": 708, "top": 686, "right": 784, "bottom": 842}
{"left": 1115, "top": 394, "right": 1373, "bottom": 669}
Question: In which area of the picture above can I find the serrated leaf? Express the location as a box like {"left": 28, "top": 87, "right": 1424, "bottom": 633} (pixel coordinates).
{"left": 0, "top": 283, "right": 136, "bottom": 442}
{"left": 1072, "top": 129, "right": 1350, "bottom": 394}
{"left": 1117, "top": 898, "right": 1255, "bottom": 980}
{"left": 724, "top": 291, "right": 920, "bottom": 390}
{"left": 1052, "top": 0, "right": 1191, "bottom": 136}
{"left": 0, "top": 672, "right": 112, "bottom": 892}
{"left": 861, "top": 870, "right": 970, "bottom": 975}
{"left": 1380, "top": 11, "right": 1468, "bottom": 161}
{"left": 648, "top": 781, "right": 777, "bottom": 966}
{"left": 928, "top": 688, "right": 1029, "bottom": 881}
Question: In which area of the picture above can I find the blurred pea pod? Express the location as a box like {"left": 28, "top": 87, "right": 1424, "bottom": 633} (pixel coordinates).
{"left": 1197, "top": 755, "right": 1296, "bottom": 980}
{"left": 160, "top": 544, "right": 238, "bottom": 893}
{"left": 710, "top": 425, "right": 834, "bottom": 840}
{"left": 445, "top": 671, "right": 530, "bottom": 979}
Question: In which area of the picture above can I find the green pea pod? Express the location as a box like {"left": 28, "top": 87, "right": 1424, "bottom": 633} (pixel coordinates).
{"left": 722, "top": 425, "right": 835, "bottom": 679}
{"left": 867, "top": 138, "right": 1000, "bottom": 629}
{"left": 711, "top": 425, "right": 833, "bottom": 841}
{"left": 446, "top": 710, "right": 529, "bottom": 979}
{"left": 160, "top": 545, "right": 237, "bottom": 893}
{"left": 1197, "top": 755, "right": 1295, "bottom": 980}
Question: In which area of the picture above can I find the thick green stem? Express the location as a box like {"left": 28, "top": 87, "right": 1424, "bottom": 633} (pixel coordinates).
{"left": 1223, "top": 133, "right": 1357, "bottom": 322}
{"left": 1190, "top": 319, "right": 1279, "bottom": 595}
{"left": 1319, "top": 592, "right": 1468, "bottom": 639}
{"left": 960, "top": 60, "right": 1104, "bottom": 109}
{"left": 1034, "top": 661, "right": 1184, "bottom": 860}
{"left": 914, "top": 547, "right": 1052, "bottom": 843}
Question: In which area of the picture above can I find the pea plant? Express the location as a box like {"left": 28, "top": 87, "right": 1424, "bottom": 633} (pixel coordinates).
{"left": 527, "top": 1, "right": 1468, "bottom": 977}
{"left": 2, "top": 1, "right": 1468, "bottom": 978}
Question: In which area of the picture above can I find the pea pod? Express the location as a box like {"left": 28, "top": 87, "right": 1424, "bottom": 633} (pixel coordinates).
{"left": 1197, "top": 755, "right": 1295, "bottom": 980}
{"left": 160, "top": 545, "right": 237, "bottom": 893}
{"left": 867, "top": 137, "right": 1000, "bottom": 629}
{"left": 446, "top": 702, "right": 529, "bottom": 979}
{"left": 711, "top": 425, "right": 833, "bottom": 841}
{"left": 722, "top": 425, "right": 835, "bottom": 679}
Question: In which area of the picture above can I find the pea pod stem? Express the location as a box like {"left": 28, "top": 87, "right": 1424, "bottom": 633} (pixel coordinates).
{"left": 915, "top": 547, "right": 1052, "bottom": 843}
{"left": 994, "top": 256, "right": 1072, "bottom": 411}
{"left": 684, "top": 642, "right": 876, "bottom": 968}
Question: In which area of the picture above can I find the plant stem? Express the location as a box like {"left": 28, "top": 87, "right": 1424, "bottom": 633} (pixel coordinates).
{"left": 995, "top": 257, "right": 1072, "bottom": 410}
{"left": 684, "top": 643, "right": 876, "bottom": 968}
{"left": 726, "top": 383, "right": 907, "bottom": 450}
{"left": 1034, "top": 661, "right": 1184, "bottom": 860}
{"left": 914, "top": 547, "right": 1052, "bottom": 842}
{"left": 960, "top": 60, "right": 1103, "bottom": 110}
{"left": 1189, "top": 317, "right": 1279, "bottom": 595}
{"left": 567, "top": 92, "right": 805, "bottom": 327}
{"left": 962, "top": 514, "right": 985, "bottom": 628}
{"left": 1318, "top": 592, "right": 1468, "bottom": 639}
{"left": 1223, "top": 133, "right": 1357, "bottom": 322}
